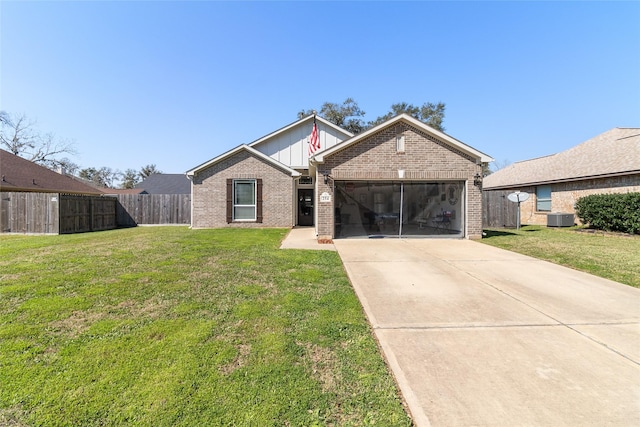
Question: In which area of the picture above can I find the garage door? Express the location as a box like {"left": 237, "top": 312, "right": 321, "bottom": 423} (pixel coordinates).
{"left": 334, "top": 181, "right": 464, "bottom": 238}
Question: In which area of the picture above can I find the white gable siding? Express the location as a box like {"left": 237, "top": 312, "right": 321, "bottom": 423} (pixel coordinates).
{"left": 253, "top": 121, "right": 349, "bottom": 169}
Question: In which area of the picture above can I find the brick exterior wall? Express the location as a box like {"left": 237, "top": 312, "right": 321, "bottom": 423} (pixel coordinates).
{"left": 513, "top": 175, "right": 640, "bottom": 226}
{"left": 316, "top": 122, "right": 484, "bottom": 240}
{"left": 191, "top": 151, "right": 294, "bottom": 228}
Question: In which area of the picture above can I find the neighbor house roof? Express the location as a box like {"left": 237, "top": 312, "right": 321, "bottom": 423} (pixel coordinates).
{"left": 483, "top": 128, "right": 640, "bottom": 190}
{"left": 311, "top": 113, "right": 494, "bottom": 164}
{"left": 186, "top": 144, "right": 301, "bottom": 177}
{"left": 134, "top": 173, "right": 191, "bottom": 194}
{"left": 0, "top": 149, "right": 104, "bottom": 195}
{"left": 102, "top": 188, "right": 147, "bottom": 195}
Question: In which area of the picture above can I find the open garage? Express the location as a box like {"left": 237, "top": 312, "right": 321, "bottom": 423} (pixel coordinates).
{"left": 334, "top": 180, "right": 465, "bottom": 238}
{"left": 311, "top": 114, "right": 492, "bottom": 241}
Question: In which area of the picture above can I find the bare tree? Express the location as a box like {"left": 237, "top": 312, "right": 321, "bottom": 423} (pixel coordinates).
{"left": 0, "top": 111, "right": 77, "bottom": 170}
{"left": 490, "top": 159, "right": 512, "bottom": 173}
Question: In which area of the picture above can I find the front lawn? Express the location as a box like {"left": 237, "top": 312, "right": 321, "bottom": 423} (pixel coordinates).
{"left": 481, "top": 225, "right": 640, "bottom": 288}
{"left": 0, "top": 227, "right": 411, "bottom": 426}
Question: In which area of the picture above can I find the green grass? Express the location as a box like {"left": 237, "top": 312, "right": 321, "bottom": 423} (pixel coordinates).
{"left": 0, "top": 227, "right": 411, "bottom": 426}
{"left": 481, "top": 225, "right": 640, "bottom": 288}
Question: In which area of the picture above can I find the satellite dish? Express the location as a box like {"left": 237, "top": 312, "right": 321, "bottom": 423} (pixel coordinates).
{"left": 507, "top": 192, "right": 530, "bottom": 203}
{"left": 506, "top": 192, "right": 529, "bottom": 230}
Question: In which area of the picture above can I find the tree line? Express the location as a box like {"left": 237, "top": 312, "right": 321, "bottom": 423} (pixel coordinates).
{"left": 297, "top": 98, "right": 446, "bottom": 135}
{"left": 0, "top": 111, "right": 160, "bottom": 189}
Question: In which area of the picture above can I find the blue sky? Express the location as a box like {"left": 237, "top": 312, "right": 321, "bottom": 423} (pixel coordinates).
{"left": 1, "top": 1, "right": 639, "bottom": 177}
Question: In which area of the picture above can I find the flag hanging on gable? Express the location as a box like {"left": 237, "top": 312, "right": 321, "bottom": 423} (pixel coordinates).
{"left": 308, "top": 116, "right": 320, "bottom": 156}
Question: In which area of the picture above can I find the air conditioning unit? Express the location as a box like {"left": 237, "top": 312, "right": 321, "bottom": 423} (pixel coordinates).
{"left": 547, "top": 213, "right": 574, "bottom": 227}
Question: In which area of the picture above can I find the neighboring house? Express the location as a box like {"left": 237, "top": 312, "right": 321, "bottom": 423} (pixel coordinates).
{"left": 483, "top": 128, "right": 640, "bottom": 226}
{"left": 134, "top": 174, "right": 191, "bottom": 194}
{"left": 187, "top": 114, "right": 493, "bottom": 241}
{"left": 0, "top": 149, "right": 102, "bottom": 195}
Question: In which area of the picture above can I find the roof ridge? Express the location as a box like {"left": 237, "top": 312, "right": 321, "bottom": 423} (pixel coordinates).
{"left": 513, "top": 153, "right": 556, "bottom": 164}
{"left": 615, "top": 133, "right": 640, "bottom": 141}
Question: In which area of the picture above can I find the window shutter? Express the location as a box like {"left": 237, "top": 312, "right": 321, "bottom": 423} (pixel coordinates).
{"left": 256, "top": 179, "right": 263, "bottom": 223}
{"left": 226, "top": 179, "right": 233, "bottom": 223}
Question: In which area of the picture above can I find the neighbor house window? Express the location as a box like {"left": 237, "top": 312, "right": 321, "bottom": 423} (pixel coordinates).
{"left": 226, "top": 179, "right": 263, "bottom": 223}
{"left": 536, "top": 185, "right": 552, "bottom": 211}
{"left": 396, "top": 135, "right": 405, "bottom": 152}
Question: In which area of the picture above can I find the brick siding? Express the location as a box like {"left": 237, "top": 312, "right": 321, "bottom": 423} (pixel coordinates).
{"left": 316, "top": 122, "right": 484, "bottom": 240}
{"left": 514, "top": 175, "right": 640, "bottom": 226}
{"left": 191, "top": 151, "right": 294, "bottom": 228}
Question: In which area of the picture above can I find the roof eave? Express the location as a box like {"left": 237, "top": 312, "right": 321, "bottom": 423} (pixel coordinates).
{"left": 248, "top": 115, "right": 353, "bottom": 149}
{"left": 0, "top": 186, "right": 103, "bottom": 195}
{"left": 484, "top": 169, "right": 640, "bottom": 190}
{"left": 186, "top": 145, "right": 301, "bottom": 177}
{"left": 314, "top": 114, "right": 493, "bottom": 163}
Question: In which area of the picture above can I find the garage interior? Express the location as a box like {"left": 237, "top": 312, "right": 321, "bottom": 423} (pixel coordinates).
{"left": 334, "top": 181, "right": 465, "bottom": 238}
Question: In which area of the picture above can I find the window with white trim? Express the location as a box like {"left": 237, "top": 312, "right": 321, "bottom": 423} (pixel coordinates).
{"left": 233, "top": 179, "right": 256, "bottom": 220}
{"left": 536, "top": 185, "right": 552, "bottom": 212}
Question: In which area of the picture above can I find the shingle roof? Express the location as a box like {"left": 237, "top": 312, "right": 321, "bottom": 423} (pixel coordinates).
{"left": 0, "top": 149, "right": 103, "bottom": 195}
{"left": 483, "top": 128, "right": 640, "bottom": 189}
{"left": 134, "top": 174, "right": 191, "bottom": 194}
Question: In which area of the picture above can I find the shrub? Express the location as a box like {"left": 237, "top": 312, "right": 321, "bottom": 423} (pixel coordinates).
{"left": 575, "top": 192, "right": 640, "bottom": 234}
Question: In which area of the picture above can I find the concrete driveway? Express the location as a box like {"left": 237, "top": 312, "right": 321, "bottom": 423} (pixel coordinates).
{"left": 333, "top": 238, "right": 640, "bottom": 426}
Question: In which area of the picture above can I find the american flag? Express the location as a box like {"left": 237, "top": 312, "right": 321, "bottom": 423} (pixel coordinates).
{"left": 308, "top": 117, "right": 320, "bottom": 156}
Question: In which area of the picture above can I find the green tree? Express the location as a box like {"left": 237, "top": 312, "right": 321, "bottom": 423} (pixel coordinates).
{"left": 298, "top": 98, "right": 367, "bottom": 134}
{"left": 300, "top": 99, "right": 446, "bottom": 134}
{"left": 140, "top": 164, "right": 162, "bottom": 179}
{"left": 78, "top": 166, "right": 119, "bottom": 188}
{"left": 368, "top": 102, "right": 446, "bottom": 131}
{"left": 120, "top": 169, "right": 140, "bottom": 189}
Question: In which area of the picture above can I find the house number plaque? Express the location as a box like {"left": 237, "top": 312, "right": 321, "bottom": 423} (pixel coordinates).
{"left": 320, "top": 192, "right": 331, "bottom": 203}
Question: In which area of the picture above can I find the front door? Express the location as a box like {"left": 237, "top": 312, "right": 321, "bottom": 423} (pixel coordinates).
{"left": 297, "top": 189, "right": 314, "bottom": 226}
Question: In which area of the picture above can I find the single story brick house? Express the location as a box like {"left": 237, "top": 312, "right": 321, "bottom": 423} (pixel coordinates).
{"left": 187, "top": 114, "right": 493, "bottom": 241}
{"left": 482, "top": 127, "right": 640, "bottom": 226}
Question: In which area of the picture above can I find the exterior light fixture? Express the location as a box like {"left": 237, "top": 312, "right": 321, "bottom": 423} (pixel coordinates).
{"left": 398, "top": 169, "right": 405, "bottom": 179}
{"left": 322, "top": 171, "right": 331, "bottom": 185}
{"left": 473, "top": 173, "right": 483, "bottom": 188}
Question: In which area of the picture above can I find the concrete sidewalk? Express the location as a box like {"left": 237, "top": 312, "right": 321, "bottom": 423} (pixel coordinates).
{"left": 333, "top": 238, "right": 640, "bottom": 426}
{"left": 279, "top": 227, "right": 336, "bottom": 251}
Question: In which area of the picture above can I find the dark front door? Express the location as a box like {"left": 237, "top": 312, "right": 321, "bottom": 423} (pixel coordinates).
{"left": 298, "top": 189, "right": 314, "bottom": 226}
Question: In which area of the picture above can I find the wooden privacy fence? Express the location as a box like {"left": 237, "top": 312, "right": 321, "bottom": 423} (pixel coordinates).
{"left": 1, "top": 192, "right": 190, "bottom": 234}
{"left": 1, "top": 192, "right": 117, "bottom": 234}
{"left": 116, "top": 194, "right": 191, "bottom": 226}
{"left": 59, "top": 195, "right": 117, "bottom": 234}
{"left": 482, "top": 190, "right": 518, "bottom": 228}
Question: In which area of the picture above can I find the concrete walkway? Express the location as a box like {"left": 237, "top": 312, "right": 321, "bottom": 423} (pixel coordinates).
{"left": 332, "top": 238, "right": 640, "bottom": 426}
{"left": 279, "top": 227, "right": 336, "bottom": 251}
